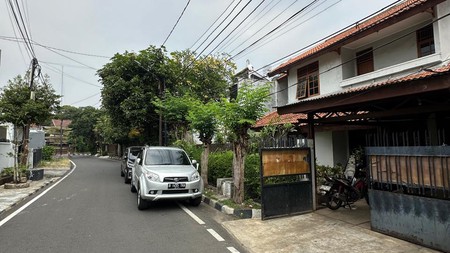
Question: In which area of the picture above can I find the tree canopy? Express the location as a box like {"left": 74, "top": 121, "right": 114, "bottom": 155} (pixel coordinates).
{"left": 0, "top": 74, "right": 60, "bottom": 127}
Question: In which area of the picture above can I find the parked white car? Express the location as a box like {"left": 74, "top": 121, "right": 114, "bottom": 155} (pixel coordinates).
{"left": 130, "top": 146, "right": 203, "bottom": 210}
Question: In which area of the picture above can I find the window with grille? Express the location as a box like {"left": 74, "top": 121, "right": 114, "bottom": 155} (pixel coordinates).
{"left": 417, "top": 24, "right": 435, "bottom": 57}
{"left": 296, "top": 62, "right": 319, "bottom": 99}
{"left": 356, "top": 48, "right": 374, "bottom": 75}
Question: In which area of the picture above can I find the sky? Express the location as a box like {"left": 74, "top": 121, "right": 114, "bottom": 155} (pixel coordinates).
{"left": 0, "top": 0, "right": 398, "bottom": 108}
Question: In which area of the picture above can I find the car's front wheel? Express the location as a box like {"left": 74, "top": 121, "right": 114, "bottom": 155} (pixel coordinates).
{"left": 190, "top": 197, "right": 202, "bottom": 206}
{"left": 137, "top": 187, "right": 149, "bottom": 210}
{"left": 124, "top": 169, "right": 130, "bottom": 184}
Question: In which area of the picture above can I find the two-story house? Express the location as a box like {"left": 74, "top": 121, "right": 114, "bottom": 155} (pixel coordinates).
{"left": 268, "top": 0, "right": 450, "bottom": 167}
{"left": 267, "top": 0, "right": 450, "bottom": 250}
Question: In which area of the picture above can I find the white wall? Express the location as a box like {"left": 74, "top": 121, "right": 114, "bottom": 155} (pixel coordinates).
{"left": 315, "top": 131, "right": 334, "bottom": 167}
{"left": 436, "top": 1, "right": 450, "bottom": 61}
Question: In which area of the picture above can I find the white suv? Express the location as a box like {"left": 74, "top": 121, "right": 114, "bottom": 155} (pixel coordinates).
{"left": 131, "top": 146, "right": 203, "bottom": 210}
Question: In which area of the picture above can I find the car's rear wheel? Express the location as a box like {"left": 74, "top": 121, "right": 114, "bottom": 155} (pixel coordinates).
{"left": 190, "top": 197, "right": 202, "bottom": 206}
{"left": 130, "top": 181, "right": 137, "bottom": 193}
{"left": 120, "top": 166, "right": 124, "bottom": 177}
{"left": 137, "top": 187, "right": 149, "bottom": 210}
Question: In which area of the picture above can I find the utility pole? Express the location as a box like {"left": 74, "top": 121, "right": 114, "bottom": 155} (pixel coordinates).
{"left": 21, "top": 58, "right": 38, "bottom": 166}
{"left": 59, "top": 66, "right": 64, "bottom": 156}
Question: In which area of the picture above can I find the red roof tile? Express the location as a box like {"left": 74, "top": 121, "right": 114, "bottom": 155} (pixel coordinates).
{"left": 253, "top": 110, "right": 306, "bottom": 128}
{"left": 269, "top": 0, "right": 436, "bottom": 76}
{"left": 52, "top": 119, "right": 72, "bottom": 128}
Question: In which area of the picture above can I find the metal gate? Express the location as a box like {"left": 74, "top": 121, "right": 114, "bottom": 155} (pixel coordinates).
{"left": 260, "top": 147, "right": 313, "bottom": 220}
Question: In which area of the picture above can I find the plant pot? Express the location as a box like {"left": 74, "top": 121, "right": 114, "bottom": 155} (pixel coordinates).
{"left": 29, "top": 169, "right": 44, "bottom": 181}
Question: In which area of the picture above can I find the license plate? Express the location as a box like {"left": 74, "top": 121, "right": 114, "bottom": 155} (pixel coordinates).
{"left": 319, "top": 185, "right": 331, "bottom": 192}
{"left": 168, "top": 183, "right": 186, "bottom": 189}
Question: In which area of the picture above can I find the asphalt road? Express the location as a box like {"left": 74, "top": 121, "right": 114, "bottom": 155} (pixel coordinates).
{"left": 0, "top": 156, "right": 247, "bottom": 253}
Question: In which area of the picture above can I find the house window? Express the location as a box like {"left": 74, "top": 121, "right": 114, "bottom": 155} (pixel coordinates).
{"left": 296, "top": 62, "right": 319, "bottom": 99}
{"left": 417, "top": 24, "right": 435, "bottom": 57}
{"left": 0, "top": 126, "right": 8, "bottom": 142}
{"left": 356, "top": 48, "right": 374, "bottom": 75}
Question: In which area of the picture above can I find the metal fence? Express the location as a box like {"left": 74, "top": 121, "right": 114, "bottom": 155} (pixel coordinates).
{"left": 366, "top": 146, "right": 450, "bottom": 200}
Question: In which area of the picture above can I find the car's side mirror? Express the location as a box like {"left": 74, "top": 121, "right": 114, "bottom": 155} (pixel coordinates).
{"left": 123, "top": 155, "right": 127, "bottom": 160}
{"left": 192, "top": 160, "right": 199, "bottom": 170}
{"left": 136, "top": 158, "right": 141, "bottom": 165}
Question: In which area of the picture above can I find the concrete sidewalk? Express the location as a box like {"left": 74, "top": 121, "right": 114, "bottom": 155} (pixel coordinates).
{"left": 222, "top": 200, "right": 439, "bottom": 253}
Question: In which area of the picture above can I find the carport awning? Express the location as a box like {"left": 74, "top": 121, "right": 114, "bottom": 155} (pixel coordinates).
{"left": 277, "top": 64, "right": 450, "bottom": 123}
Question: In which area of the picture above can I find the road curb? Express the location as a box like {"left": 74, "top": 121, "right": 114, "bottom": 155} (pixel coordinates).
{"left": 202, "top": 195, "right": 261, "bottom": 219}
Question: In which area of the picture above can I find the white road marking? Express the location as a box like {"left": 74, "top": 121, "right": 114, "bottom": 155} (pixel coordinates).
{"left": 177, "top": 203, "right": 205, "bottom": 225}
{"left": 207, "top": 228, "right": 225, "bottom": 242}
{"left": 0, "top": 161, "right": 77, "bottom": 227}
{"left": 227, "top": 247, "right": 240, "bottom": 253}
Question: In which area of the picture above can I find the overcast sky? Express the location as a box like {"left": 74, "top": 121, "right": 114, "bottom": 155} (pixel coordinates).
{"left": 1, "top": 0, "right": 397, "bottom": 107}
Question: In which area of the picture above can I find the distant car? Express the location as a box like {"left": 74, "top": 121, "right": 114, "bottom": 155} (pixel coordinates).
{"left": 130, "top": 146, "right": 203, "bottom": 210}
{"left": 121, "top": 146, "right": 143, "bottom": 184}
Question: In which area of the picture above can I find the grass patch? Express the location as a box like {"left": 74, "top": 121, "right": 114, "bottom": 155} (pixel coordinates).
{"left": 37, "top": 157, "right": 71, "bottom": 169}
{"left": 218, "top": 198, "right": 261, "bottom": 210}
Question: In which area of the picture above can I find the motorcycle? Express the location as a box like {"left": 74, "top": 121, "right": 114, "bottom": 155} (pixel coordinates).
{"left": 319, "top": 155, "right": 369, "bottom": 210}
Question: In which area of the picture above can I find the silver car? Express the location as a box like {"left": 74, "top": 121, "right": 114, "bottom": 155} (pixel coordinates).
{"left": 130, "top": 146, "right": 203, "bottom": 210}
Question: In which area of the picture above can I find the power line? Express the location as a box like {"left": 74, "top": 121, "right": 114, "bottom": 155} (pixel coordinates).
{"left": 190, "top": 0, "right": 237, "bottom": 49}
{"left": 206, "top": 0, "right": 267, "bottom": 57}
{"left": 41, "top": 62, "right": 102, "bottom": 88}
{"left": 192, "top": 0, "right": 244, "bottom": 54}
{"left": 231, "top": 0, "right": 320, "bottom": 59}
{"left": 234, "top": 0, "right": 341, "bottom": 61}
{"left": 6, "top": 0, "right": 35, "bottom": 58}
{"left": 227, "top": 0, "right": 299, "bottom": 56}
{"left": 162, "top": 0, "right": 191, "bottom": 46}
{"left": 4, "top": 1, "right": 28, "bottom": 65}
{"left": 194, "top": 0, "right": 253, "bottom": 59}
{"left": 216, "top": 0, "right": 280, "bottom": 53}
{"left": 70, "top": 92, "right": 101, "bottom": 106}
{"left": 0, "top": 36, "right": 111, "bottom": 58}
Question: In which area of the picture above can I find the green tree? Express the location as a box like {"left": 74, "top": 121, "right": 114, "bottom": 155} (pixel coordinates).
{"left": 0, "top": 74, "right": 60, "bottom": 182}
{"left": 220, "top": 83, "right": 270, "bottom": 203}
{"left": 187, "top": 101, "right": 220, "bottom": 185}
{"left": 68, "top": 106, "right": 102, "bottom": 154}
{"left": 98, "top": 46, "right": 168, "bottom": 146}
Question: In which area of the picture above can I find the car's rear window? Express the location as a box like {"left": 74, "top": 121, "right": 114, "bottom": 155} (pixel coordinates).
{"left": 144, "top": 149, "right": 191, "bottom": 166}
{"left": 129, "top": 148, "right": 141, "bottom": 156}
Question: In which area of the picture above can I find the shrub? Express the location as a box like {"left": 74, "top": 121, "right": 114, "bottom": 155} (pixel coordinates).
{"left": 42, "top": 146, "right": 55, "bottom": 161}
{"left": 1, "top": 167, "right": 14, "bottom": 177}
{"left": 244, "top": 153, "right": 261, "bottom": 201}
{"left": 208, "top": 151, "right": 233, "bottom": 186}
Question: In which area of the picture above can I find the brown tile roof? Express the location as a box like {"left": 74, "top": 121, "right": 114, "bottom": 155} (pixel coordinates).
{"left": 52, "top": 119, "right": 72, "bottom": 128}
{"left": 253, "top": 110, "right": 307, "bottom": 128}
{"left": 269, "top": 0, "right": 438, "bottom": 76}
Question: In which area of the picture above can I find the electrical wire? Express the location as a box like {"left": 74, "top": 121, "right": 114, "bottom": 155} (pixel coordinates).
{"left": 190, "top": 0, "right": 236, "bottom": 49}
{"left": 7, "top": 0, "right": 35, "bottom": 58}
{"left": 41, "top": 62, "right": 102, "bottom": 88}
{"left": 4, "top": 1, "right": 28, "bottom": 65}
{"left": 234, "top": 0, "right": 341, "bottom": 61}
{"left": 194, "top": 0, "right": 254, "bottom": 60}
{"left": 162, "top": 0, "right": 191, "bottom": 46}
{"left": 206, "top": 0, "right": 267, "bottom": 57}
{"left": 192, "top": 0, "right": 244, "bottom": 54}
{"left": 231, "top": 0, "right": 320, "bottom": 59}
{"left": 216, "top": 0, "right": 280, "bottom": 53}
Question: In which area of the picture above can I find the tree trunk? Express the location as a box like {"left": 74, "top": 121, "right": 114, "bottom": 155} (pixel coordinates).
{"left": 232, "top": 134, "right": 248, "bottom": 204}
{"left": 201, "top": 143, "right": 209, "bottom": 186}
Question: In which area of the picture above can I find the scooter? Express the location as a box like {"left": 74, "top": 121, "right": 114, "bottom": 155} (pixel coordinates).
{"left": 319, "top": 155, "right": 369, "bottom": 210}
